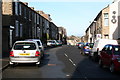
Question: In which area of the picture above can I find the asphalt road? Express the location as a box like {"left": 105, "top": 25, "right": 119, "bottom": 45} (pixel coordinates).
{"left": 2, "top": 45, "right": 120, "bottom": 80}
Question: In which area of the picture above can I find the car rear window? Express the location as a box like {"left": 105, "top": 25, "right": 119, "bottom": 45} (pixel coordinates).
{"left": 14, "top": 43, "right": 36, "bottom": 50}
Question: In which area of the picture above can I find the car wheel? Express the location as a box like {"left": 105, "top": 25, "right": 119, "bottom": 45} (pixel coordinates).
{"left": 9, "top": 62, "right": 14, "bottom": 68}
{"left": 80, "top": 50, "right": 82, "bottom": 54}
{"left": 93, "top": 52, "right": 99, "bottom": 62}
{"left": 41, "top": 51, "right": 44, "bottom": 57}
{"left": 99, "top": 59, "right": 103, "bottom": 68}
{"left": 36, "top": 61, "right": 41, "bottom": 67}
{"left": 41, "top": 54, "right": 44, "bottom": 59}
{"left": 110, "top": 63, "right": 115, "bottom": 73}
{"left": 10, "top": 64, "right": 14, "bottom": 68}
{"left": 83, "top": 52, "right": 85, "bottom": 56}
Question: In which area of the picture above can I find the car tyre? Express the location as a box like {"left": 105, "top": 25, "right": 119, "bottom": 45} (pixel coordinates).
{"left": 110, "top": 63, "right": 115, "bottom": 73}
{"left": 41, "top": 52, "right": 45, "bottom": 59}
{"left": 36, "top": 61, "right": 41, "bottom": 67}
{"left": 93, "top": 52, "right": 99, "bottom": 62}
{"left": 10, "top": 64, "right": 14, "bottom": 68}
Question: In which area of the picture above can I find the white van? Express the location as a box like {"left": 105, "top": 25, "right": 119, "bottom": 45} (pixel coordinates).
{"left": 90, "top": 39, "right": 118, "bottom": 61}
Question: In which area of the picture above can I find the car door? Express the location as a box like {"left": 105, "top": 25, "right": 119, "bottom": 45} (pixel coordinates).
{"left": 100, "top": 45, "right": 109, "bottom": 65}
{"left": 105, "top": 45, "right": 113, "bottom": 66}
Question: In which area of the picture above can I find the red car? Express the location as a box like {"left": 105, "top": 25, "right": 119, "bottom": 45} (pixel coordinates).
{"left": 99, "top": 44, "right": 120, "bottom": 73}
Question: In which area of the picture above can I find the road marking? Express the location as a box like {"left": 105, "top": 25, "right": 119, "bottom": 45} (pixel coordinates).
{"left": 73, "top": 63, "right": 76, "bottom": 66}
{"left": 64, "top": 54, "right": 68, "bottom": 57}
{"left": 66, "top": 74, "right": 70, "bottom": 77}
{"left": 64, "top": 54, "right": 76, "bottom": 67}
{"left": 69, "top": 59, "right": 76, "bottom": 67}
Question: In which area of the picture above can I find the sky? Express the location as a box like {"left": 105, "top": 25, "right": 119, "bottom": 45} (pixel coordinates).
{"left": 20, "top": 0, "right": 113, "bottom": 37}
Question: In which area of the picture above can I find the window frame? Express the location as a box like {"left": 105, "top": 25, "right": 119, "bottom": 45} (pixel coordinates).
{"left": 104, "top": 13, "right": 109, "bottom": 26}
{"left": 15, "top": 20, "right": 19, "bottom": 37}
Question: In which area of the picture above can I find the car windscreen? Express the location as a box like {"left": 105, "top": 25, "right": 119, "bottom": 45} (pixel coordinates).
{"left": 14, "top": 43, "right": 36, "bottom": 50}
{"left": 113, "top": 45, "right": 120, "bottom": 55}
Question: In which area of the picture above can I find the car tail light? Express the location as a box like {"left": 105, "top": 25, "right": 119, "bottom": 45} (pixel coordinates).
{"left": 84, "top": 46, "right": 86, "bottom": 49}
{"left": 10, "top": 51, "right": 14, "bottom": 57}
{"left": 35, "top": 51, "right": 41, "bottom": 56}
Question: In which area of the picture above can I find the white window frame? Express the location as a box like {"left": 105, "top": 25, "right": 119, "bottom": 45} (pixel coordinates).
{"left": 15, "top": 20, "right": 19, "bottom": 37}
{"left": 35, "top": 13, "right": 36, "bottom": 23}
{"left": 10, "top": 29, "right": 13, "bottom": 48}
{"left": 104, "top": 13, "right": 109, "bottom": 26}
{"left": 24, "top": 8, "right": 26, "bottom": 18}
{"left": 15, "top": 2, "right": 18, "bottom": 15}
{"left": 29, "top": 11, "right": 31, "bottom": 21}
{"left": 20, "top": 23, "right": 23, "bottom": 37}
{"left": 19, "top": 4, "right": 22, "bottom": 15}
{"left": 37, "top": 14, "right": 39, "bottom": 24}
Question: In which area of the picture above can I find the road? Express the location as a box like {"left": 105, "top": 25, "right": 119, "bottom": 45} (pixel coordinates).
{"left": 2, "top": 45, "right": 120, "bottom": 80}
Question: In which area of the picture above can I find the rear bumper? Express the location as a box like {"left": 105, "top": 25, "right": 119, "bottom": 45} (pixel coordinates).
{"left": 10, "top": 57, "right": 40, "bottom": 63}
{"left": 84, "top": 50, "right": 91, "bottom": 54}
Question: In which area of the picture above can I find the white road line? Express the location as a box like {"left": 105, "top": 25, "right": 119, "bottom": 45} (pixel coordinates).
{"left": 73, "top": 63, "right": 76, "bottom": 66}
{"left": 64, "top": 54, "right": 68, "bottom": 57}
{"left": 64, "top": 54, "right": 76, "bottom": 67}
{"left": 69, "top": 59, "right": 76, "bottom": 67}
{"left": 69, "top": 59, "right": 72, "bottom": 63}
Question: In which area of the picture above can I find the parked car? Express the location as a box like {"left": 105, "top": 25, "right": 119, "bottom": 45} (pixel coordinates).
{"left": 80, "top": 43, "right": 94, "bottom": 55}
{"left": 9, "top": 41, "right": 43, "bottom": 66}
{"left": 56, "top": 40, "right": 62, "bottom": 46}
{"left": 77, "top": 42, "right": 84, "bottom": 49}
{"left": 25, "top": 39, "right": 44, "bottom": 55}
{"left": 99, "top": 44, "right": 120, "bottom": 73}
{"left": 90, "top": 39, "right": 118, "bottom": 61}
{"left": 47, "top": 40, "right": 57, "bottom": 47}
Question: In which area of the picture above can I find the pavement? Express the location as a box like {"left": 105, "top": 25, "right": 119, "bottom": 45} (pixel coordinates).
{"left": 0, "top": 57, "right": 9, "bottom": 72}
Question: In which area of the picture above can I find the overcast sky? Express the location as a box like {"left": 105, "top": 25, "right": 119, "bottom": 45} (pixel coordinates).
{"left": 20, "top": 0, "right": 113, "bottom": 36}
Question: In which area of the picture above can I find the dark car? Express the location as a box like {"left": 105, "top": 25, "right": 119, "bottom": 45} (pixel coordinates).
{"left": 80, "top": 43, "right": 94, "bottom": 55}
{"left": 99, "top": 44, "right": 120, "bottom": 73}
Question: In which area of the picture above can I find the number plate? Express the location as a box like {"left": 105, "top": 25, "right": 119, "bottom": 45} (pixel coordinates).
{"left": 19, "top": 53, "right": 30, "bottom": 56}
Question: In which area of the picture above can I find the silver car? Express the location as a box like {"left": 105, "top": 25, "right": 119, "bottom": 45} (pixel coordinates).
{"left": 9, "top": 41, "right": 42, "bottom": 66}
